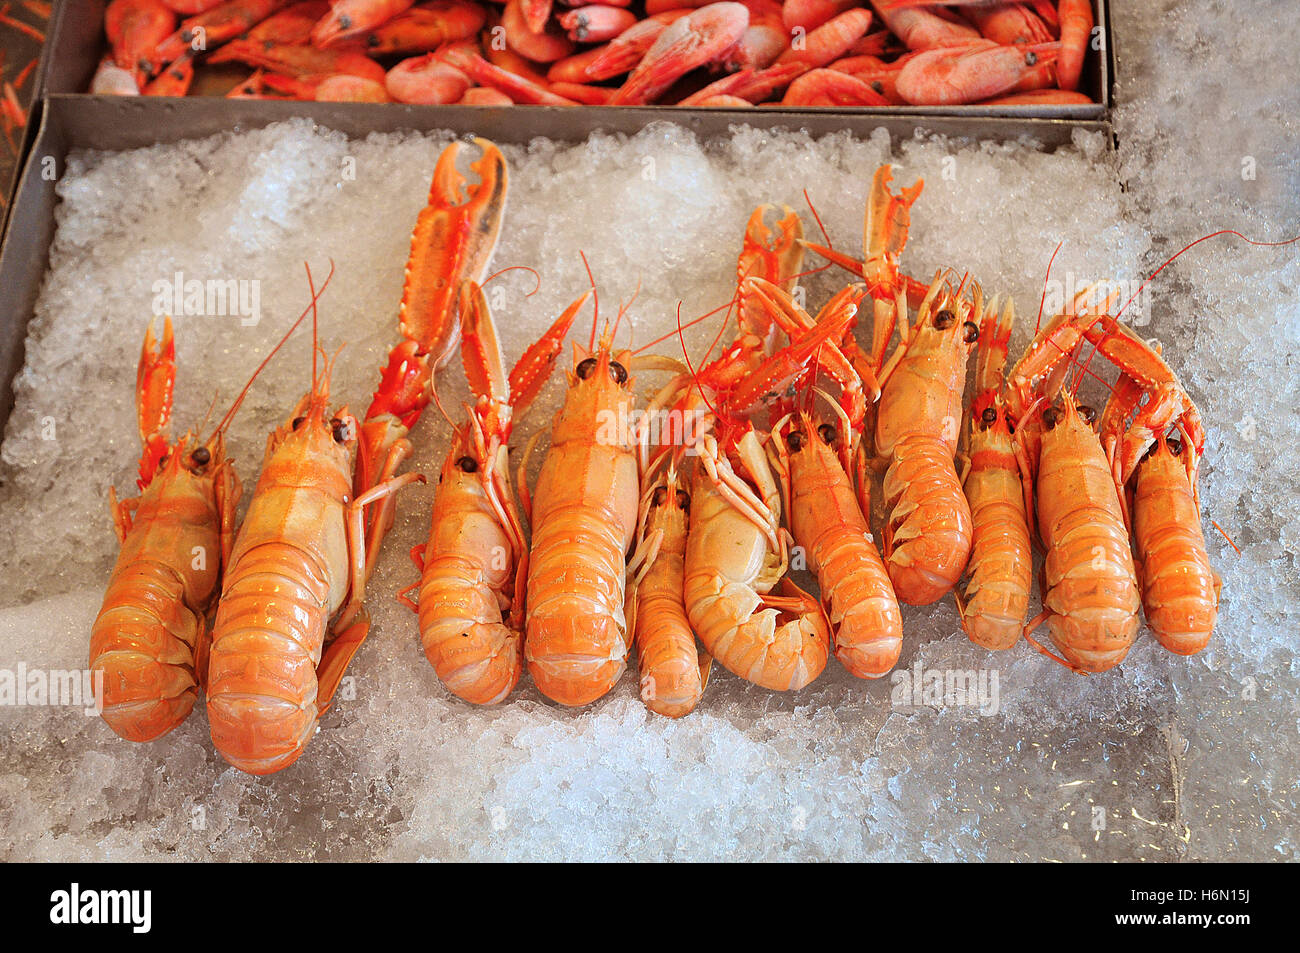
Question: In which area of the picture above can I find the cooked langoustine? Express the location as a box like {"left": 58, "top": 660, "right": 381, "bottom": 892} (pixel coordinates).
{"left": 872, "top": 273, "right": 981, "bottom": 605}
{"left": 206, "top": 267, "right": 423, "bottom": 774}
{"left": 406, "top": 281, "right": 585, "bottom": 704}
{"left": 955, "top": 295, "right": 1032, "bottom": 650}
{"left": 1096, "top": 339, "right": 1218, "bottom": 657}
{"left": 1021, "top": 391, "right": 1140, "bottom": 672}
{"left": 674, "top": 307, "right": 863, "bottom": 691}
{"left": 626, "top": 457, "right": 711, "bottom": 717}
{"left": 768, "top": 397, "right": 902, "bottom": 678}
{"left": 683, "top": 427, "right": 831, "bottom": 691}
{"left": 523, "top": 315, "right": 639, "bottom": 707}
{"left": 91, "top": 316, "right": 239, "bottom": 742}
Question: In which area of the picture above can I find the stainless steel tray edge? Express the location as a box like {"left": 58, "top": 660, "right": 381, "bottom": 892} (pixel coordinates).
{"left": 0, "top": 99, "right": 64, "bottom": 432}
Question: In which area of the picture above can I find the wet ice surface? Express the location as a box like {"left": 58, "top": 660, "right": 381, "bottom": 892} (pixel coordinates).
{"left": 1106, "top": 0, "right": 1300, "bottom": 862}
{"left": 1, "top": 1, "right": 1297, "bottom": 860}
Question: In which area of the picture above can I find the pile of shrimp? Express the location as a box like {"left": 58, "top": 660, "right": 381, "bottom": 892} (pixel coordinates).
{"left": 409, "top": 153, "right": 1228, "bottom": 720}
{"left": 96, "top": 0, "right": 1097, "bottom": 106}
{"left": 91, "top": 138, "right": 1240, "bottom": 782}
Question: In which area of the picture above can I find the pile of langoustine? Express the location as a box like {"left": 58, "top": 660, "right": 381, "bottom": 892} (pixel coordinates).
{"left": 88, "top": 138, "right": 1218, "bottom": 777}
{"left": 96, "top": 0, "right": 1097, "bottom": 107}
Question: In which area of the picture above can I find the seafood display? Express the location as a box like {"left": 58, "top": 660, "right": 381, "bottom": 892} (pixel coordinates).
{"left": 92, "top": 0, "right": 1099, "bottom": 106}
{"left": 87, "top": 136, "right": 1230, "bottom": 777}
{"left": 0, "top": 0, "right": 1281, "bottom": 864}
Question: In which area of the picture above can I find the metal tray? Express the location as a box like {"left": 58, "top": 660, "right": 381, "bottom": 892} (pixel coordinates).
{"left": 0, "top": 95, "right": 1111, "bottom": 435}
{"left": 42, "top": 0, "right": 1110, "bottom": 118}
